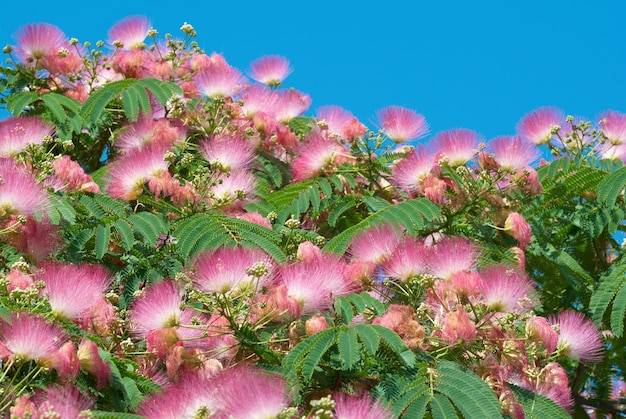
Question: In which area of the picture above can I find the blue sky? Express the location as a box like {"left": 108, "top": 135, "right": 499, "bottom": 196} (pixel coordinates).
{"left": 1, "top": 0, "right": 624, "bottom": 141}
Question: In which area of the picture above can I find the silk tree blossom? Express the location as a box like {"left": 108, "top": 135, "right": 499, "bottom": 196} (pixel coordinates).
{"left": 316, "top": 105, "right": 368, "bottom": 140}
{"left": 372, "top": 304, "right": 426, "bottom": 349}
{"left": 2, "top": 215, "right": 62, "bottom": 262}
{"left": 391, "top": 145, "right": 435, "bottom": 193}
{"left": 207, "top": 169, "right": 257, "bottom": 207}
{"left": 440, "top": 308, "right": 477, "bottom": 345}
{"left": 247, "top": 54, "right": 293, "bottom": 87}
{"left": 190, "top": 246, "right": 273, "bottom": 294}
{"left": 598, "top": 110, "right": 626, "bottom": 145}
{"left": 239, "top": 84, "right": 281, "bottom": 117}
{"left": 348, "top": 223, "right": 402, "bottom": 264}
{"left": 549, "top": 310, "right": 604, "bottom": 363}
{"left": 376, "top": 105, "right": 429, "bottom": 143}
{"left": 381, "top": 236, "right": 430, "bottom": 282}
{"left": 15, "top": 384, "right": 95, "bottom": 419}
{"left": 432, "top": 128, "right": 480, "bottom": 167}
{"left": 108, "top": 15, "right": 151, "bottom": 49}
{"left": 504, "top": 212, "right": 532, "bottom": 249}
{"left": 38, "top": 262, "right": 113, "bottom": 320}
{"left": 129, "top": 280, "right": 184, "bottom": 337}
{"left": 105, "top": 143, "right": 170, "bottom": 200}
{"left": 0, "top": 312, "right": 68, "bottom": 366}
{"left": 198, "top": 134, "right": 256, "bottom": 172}
{"left": 195, "top": 60, "right": 247, "bottom": 99}
{"left": 488, "top": 135, "right": 540, "bottom": 172}
{"left": 516, "top": 106, "right": 564, "bottom": 145}
{"left": 333, "top": 392, "right": 394, "bottom": 419}
{"left": 0, "top": 158, "right": 49, "bottom": 218}
{"left": 478, "top": 265, "right": 536, "bottom": 314}
{"left": 291, "top": 131, "right": 347, "bottom": 181}
{"left": 0, "top": 115, "right": 54, "bottom": 157}
{"left": 273, "top": 88, "right": 312, "bottom": 123}
{"left": 47, "top": 155, "right": 100, "bottom": 193}
{"left": 115, "top": 114, "right": 187, "bottom": 152}
{"left": 12, "top": 22, "right": 68, "bottom": 63}
{"left": 525, "top": 316, "right": 558, "bottom": 355}
{"left": 427, "top": 236, "right": 480, "bottom": 280}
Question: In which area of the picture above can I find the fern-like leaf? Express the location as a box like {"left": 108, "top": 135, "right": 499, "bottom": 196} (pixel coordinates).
{"left": 591, "top": 259, "right": 626, "bottom": 336}
{"left": 509, "top": 384, "right": 570, "bottom": 419}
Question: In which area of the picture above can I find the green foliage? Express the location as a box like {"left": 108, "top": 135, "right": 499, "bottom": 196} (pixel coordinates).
{"left": 591, "top": 258, "right": 626, "bottom": 336}
{"left": 509, "top": 384, "right": 570, "bottom": 419}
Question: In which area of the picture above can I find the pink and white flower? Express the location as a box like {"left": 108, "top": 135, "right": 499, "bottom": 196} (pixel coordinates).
{"left": 108, "top": 15, "right": 151, "bottom": 49}
{"left": 489, "top": 135, "right": 540, "bottom": 172}
{"left": 549, "top": 310, "right": 604, "bottom": 363}
{"left": 432, "top": 128, "right": 480, "bottom": 166}
{"left": 516, "top": 106, "right": 564, "bottom": 145}
{"left": 333, "top": 392, "right": 393, "bottom": 419}
{"left": 247, "top": 55, "right": 293, "bottom": 87}
{"left": 376, "top": 105, "right": 429, "bottom": 143}
{"left": 598, "top": 110, "right": 626, "bottom": 145}
{"left": 0, "top": 116, "right": 54, "bottom": 157}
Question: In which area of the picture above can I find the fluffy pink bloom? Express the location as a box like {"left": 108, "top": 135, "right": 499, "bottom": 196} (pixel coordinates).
{"left": 391, "top": 145, "right": 434, "bottom": 193}
{"left": 297, "top": 241, "right": 324, "bottom": 264}
{"left": 38, "top": 262, "right": 113, "bottom": 320}
{"left": 440, "top": 308, "right": 476, "bottom": 345}
{"left": 333, "top": 392, "right": 393, "bottom": 419}
{"left": 381, "top": 236, "right": 429, "bottom": 282}
{"left": 191, "top": 246, "right": 273, "bottom": 294}
{"left": 247, "top": 55, "right": 293, "bottom": 87}
{"left": 2, "top": 215, "right": 62, "bottom": 261}
{"left": 108, "top": 15, "right": 151, "bottom": 49}
{"left": 427, "top": 236, "right": 479, "bottom": 279}
{"left": 516, "top": 106, "right": 564, "bottom": 145}
{"left": 195, "top": 60, "right": 247, "bottom": 99}
{"left": 305, "top": 315, "right": 330, "bottom": 336}
{"left": 12, "top": 23, "right": 68, "bottom": 63}
{"left": 489, "top": 135, "right": 540, "bottom": 172}
{"left": 273, "top": 89, "right": 312, "bottom": 123}
{"left": 31, "top": 384, "right": 95, "bottom": 418}
{"left": 0, "top": 312, "right": 67, "bottom": 366}
{"left": 0, "top": 116, "right": 54, "bottom": 157}
{"left": 129, "top": 280, "right": 184, "bottom": 337}
{"left": 48, "top": 155, "right": 100, "bottom": 193}
{"left": 291, "top": 131, "right": 345, "bottom": 181}
{"left": 316, "top": 105, "right": 367, "bottom": 140}
{"left": 598, "top": 110, "right": 626, "bottom": 145}
{"left": 214, "top": 366, "right": 292, "bottom": 418}
{"left": 0, "top": 159, "right": 49, "bottom": 218}
{"left": 115, "top": 114, "right": 187, "bottom": 152}
{"left": 479, "top": 265, "right": 536, "bottom": 314}
{"left": 432, "top": 128, "right": 480, "bottom": 166}
{"left": 105, "top": 143, "right": 170, "bottom": 200}
{"left": 372, "top": 304, "right": 426, "bottom": 349}
{"left": 549, "top": 310, "right": 604, "bottom": 363}
{"left": 525, "top": 316, "right": 558, "bottom": 354}
{"left": 278, "top": 254, "right": 352, "bottom": 315}
{"left": 6, "top": 269, "right": 35, "bottom": 292}
{"left": 207, "top": 169, "right": 257, "bottom": 207}
{"left": 504, "top": 212, "right": 532, "bottom": 249}
{"left": 376, "top": 105, "right": 429, "bottom": 143}
{"left": 348, "top": 223, "right": 402, "bottom": 264}
{"left": 239, "top": 84, "right": 281, "bottom": 117}
{"left": 198, "top": 134, "right": 256, "bottom": 172}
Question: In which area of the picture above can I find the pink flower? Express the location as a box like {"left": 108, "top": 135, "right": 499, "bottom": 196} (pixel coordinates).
{"left": 291, "top": 130, "right": 344, "bottom": 181}
{"left": 372, "top": 304, "right": 425, "bottom": 349}
{"left": 479, "top": 265, "right": 536, "bottom": 314}
{"left": 381, "top": 236, "right": 429, "bottom": 282}
{"left": 77, "top": 339, "right": 111, "bottom": 389}
{"left": 190, "top": 246, "right": 273, "bottom": 294}
{"left": 239, "top": 84, "right": 280, "bottom": 117}
{"left": 489, "top": 135, "right": 540, "bottom": 172}
{"left": 273, "top": 88, "right": 312, "bottom": 123}
{"left": 0, "top": 159, "right": 49, "bottom": 218}
{"left": 207, "top": 169, "right": 257, "bottom": 207}
{"left": 348, "top": 223, "right": 402, "bottom": 264}
{"left": 108, "top": 15, "right": 151, "bottom": 49}
{"left": 316, "top": 105, "right": 367, "bottom": 140}
{"left": 432, "top": 128, "right": 480, "bottom": 166}
{"left": 549, "top": 310, "right": 604, "bottom": 363}
{"left": 525, "top": 316, "right": 558, "bottom": 354}
{"left": 305, "top": 315, "right": 330, "bottom": 335}
{"left": 376, "top": 105, "right": 429, "bottom": 143}
{"left": 333, "top": 392, "right": 393, "bottom": 419}
{"left": 198, "top": 134, "right": 256, "bottom": 172}
{"left": 129, "top": 280, "right": 184, "bottom": 337}
{"left": 598, "top": 110, "right": 626, "bottom": 145}
{"left": 105, "top": 143, "right": 170, "bottom": 200}
{"left": 504, "top": 212, "right": 532, "bottom": 249}
{"left": 6, "top": 269, "right": 35, "bottom": 292}
{"left": 427, "top": 236, "right": 479, "bottom": 279}
{"left": 0, "top": 116, "right": 54, "bottom": 157}
{"left": 278, "top": 254, "right": 353, "bottom": 315}
{"left": 38, "top": 262, "right": 113, "bottom": 320}
{"left": 516, "top": 106, "right": 564, "bottom": 145}
{"left": 12, "top": 23, "right": 68, "bottom": 63}
{"left": 440, "top": 308, "right": 476, "bottom": 345}
{"left": 2, "top": 215, "right": 62, "bottom": 261}
{"left": 32, "top": 384, "right": 95, "bottom": 418}
{"left": 0, "top": 312, "right": 68, "bottom": 367}
{"left": 391, "top": 145, "right": 434, "bottom": 193}
{"left": 247, "top": 55, "right": 293, "bottom": 87}
{"left": 195, "top": 59, "right": 247, "bottom": 99}
{"left": 48, "top": 155, "right": 100, "bottom": 193}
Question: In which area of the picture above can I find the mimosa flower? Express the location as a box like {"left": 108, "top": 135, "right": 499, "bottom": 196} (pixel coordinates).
{"left": 427, "top": 236, "right": 479, "bottom": 279}
{"left": 549, "top": 310, "right": 604, "bottom": 363}
{"left": 291, "top": 131, "right": 344, "bottom": 181}
{"left": 381, "top": 236, "right": 429, "bottom": 282}
{"left": 432, "top": 128, "right": 480, "bottom": 166}
{"left": 248, "top": 55, "right": 293, "bottom": 87}
{"left": 516, "top": 106, "right": 564, "bottom": 145}
{"left": 0, "top": 158, "right": 49, "bottom": 218}
{"left": 195, "top": 61, "right": 247, "bottom": 99}
{"left": 598, "top": 110, "right": 626, "bottom": 145}
{"left": 348, "top": 223, "right": 402, "bottom": 264}
{"left": 489, "top": 135, "right": 540, "bottom": 172}
{"left": 12, "top": 22, "right": 68, "bottom": 63}
{"left": 479, "top": 265, "right": 536, "bottom": 314}
{"left": 198, "top": 134, "right": 256, "bottom": 172}
{"left": 333, "top": 392, "right": 394, "bottom": 419}
{"left": 376, "top": 105, "right": 429, "bottom": 143}
{"left": 129, "top": 280, "right": 184, "bottom": 337}
{"left": 273, "top": 88, "right": 312, "bottom": 123}
{"left": 391, "top": 145, "right": 434, "bottom": 193}
{"left": 239, "top": 84, "right": 281, "bottom": 117}
{"left": 504, "top": 212, "right": 532, "bottom": 249}
{"left": 0, "top": 116, "right": 54, "bottom": 157}
{"left": 108, "top": 15, "right": 151, "bottom": 49}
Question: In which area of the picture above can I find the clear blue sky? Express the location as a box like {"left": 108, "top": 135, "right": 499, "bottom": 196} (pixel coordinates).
{"left": 1, "top": 0, "right": 624, "bottom": 140}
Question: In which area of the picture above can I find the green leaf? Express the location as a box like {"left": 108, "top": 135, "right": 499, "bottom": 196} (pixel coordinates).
{"left": 436, "top": 361, "right": 503, "bottom": 419}
{"left": 121, "top": 376, "right": 143, "bottom": 410}
{"left": 47, "top": 192, "right": 77, "bottom": 225}
{"left": 6, "top": 91, "right": 38, "bottom": 115}
{"left": 610, "top": 279, "right": 626, "bottom": 337}
{"left": 353, "top": 324, "right": 381, "bottom": 356}
{"left": 337, "top": 328, "right": 360, "bottom": 370}
{"left": 372, "top": 324, "right": 415, "bottom": 367}
{"left": 122, "top": 86, "right": 139, "bottom": 122}
{"left": 509, "top": 384, "right": 570, "bottom": 419}
{"left": 136, "top": 78, "right": 183, "bottom": 105}
{"left": 95, "top": 224, "right": 111, "bottom": 259}
{"left": 90, "top": 412, "right": 146, "bottom": 419}
{"left": 430, "top": 392, "right": 459, "bottom": 419}
{"left": 113, "top": 219, "right": 135, "bottom": 251}
{"left": 127, "top": 212, "right": 168, "bottom": 246}
{"left": 328, "top": 198, "right": 357, "bottom": 227}
{"left": 597, "top": 166, "right": 626, "bottom": 207}
{"left": 591, "top": 260, "right": 626, "bottom": 330}
{"left": 301, "top": 328, "right": 337, "bottom": 381}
